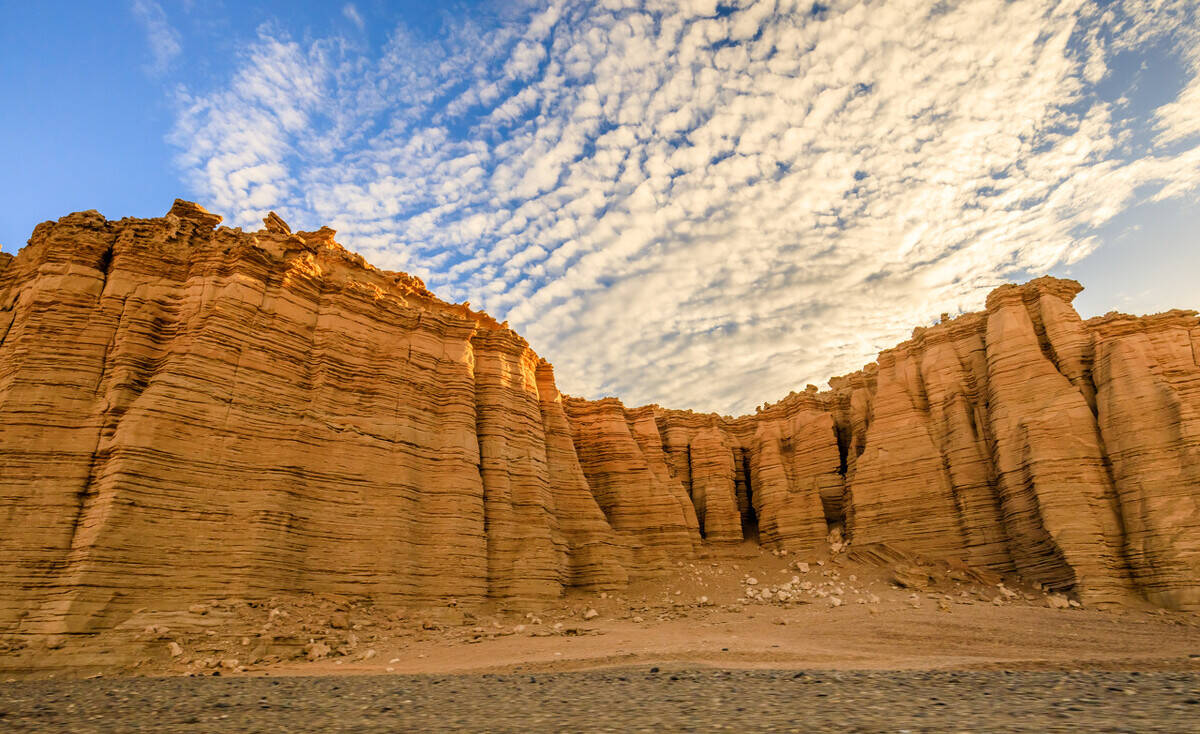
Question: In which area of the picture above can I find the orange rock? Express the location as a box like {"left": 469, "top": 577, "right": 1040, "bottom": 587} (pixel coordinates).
{"left": 982, "top": 281, "right": 1131, "bottom": 605}
{"left": 534, "top": 362, "right": 629, "bottom": 591}
{"left": 562, "top": 397, "right": 700, "bottom": 567}
{"left": 1090, "top": 310, "right": 1200, "bottom": 609}
{"left": 0, "top": 202, "right": 619, "bottom": 632}
{"left": 1, "top": 202, "right": 1198, "bottom": 639}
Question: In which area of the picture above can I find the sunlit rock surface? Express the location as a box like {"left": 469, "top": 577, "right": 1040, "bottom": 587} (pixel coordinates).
{"left": 0, "top": 203, "right": 1197, "bottom": 636}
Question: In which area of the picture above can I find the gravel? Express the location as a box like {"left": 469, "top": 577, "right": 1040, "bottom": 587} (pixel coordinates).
{"left": 1, "top": 668, "right": 1198, "bottom": 732}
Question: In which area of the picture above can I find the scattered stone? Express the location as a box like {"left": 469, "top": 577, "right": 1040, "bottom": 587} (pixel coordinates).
{"left": 1047, "top": 594, "right": 1071, "bottom": 609}
{"left": 304, "top": 642, "right": 331, "bottom": 661}
{"left": 891, "top": 565, "right": 932, "bottom": 591}
{"left": 583, "top": 608, "right": 599, "bottom": 620}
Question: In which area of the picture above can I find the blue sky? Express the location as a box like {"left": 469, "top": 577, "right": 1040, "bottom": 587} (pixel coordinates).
{"left": 1, "top": 0, "right": 1198, "bottom": 415}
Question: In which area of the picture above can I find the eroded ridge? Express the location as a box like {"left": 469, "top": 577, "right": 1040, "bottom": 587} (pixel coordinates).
{"left": 0, "top": 202, "right": 1197, "bottom": 640}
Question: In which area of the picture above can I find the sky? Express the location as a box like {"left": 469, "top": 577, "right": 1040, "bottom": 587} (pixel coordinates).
{"left": 1, "top": 0, "right": 1198, "bottom": 416}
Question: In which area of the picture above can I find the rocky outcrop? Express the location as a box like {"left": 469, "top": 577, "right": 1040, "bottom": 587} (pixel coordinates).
{"left": 561, "top": 398, "right": 700, "bottom": 565}
{"left": 1090, "top": 311, "right": 1200, "bottom": 609}
{"left": 0, "top": 204, "right": 1197, "bottom": 638}
{"left": 982, "top": 282, "right": 1130, "bottom": 604}
{"left": 534, "top": 362, "right": 630, "bottom": 592}
{"left": 0, "top": 203, "right": 631, "bottom": 634}
{"left": 561, "top": 277, "right": 1198, "bottom": 609}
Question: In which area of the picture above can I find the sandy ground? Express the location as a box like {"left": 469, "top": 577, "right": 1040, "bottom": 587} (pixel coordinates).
{"left": 3, "top": 542, "right": 1199, "bottom": 680}
{"left": 4, "top": 669, "right": 1199, "bottom": 732}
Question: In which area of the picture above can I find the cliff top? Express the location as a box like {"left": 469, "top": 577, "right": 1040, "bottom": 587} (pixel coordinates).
{"left": 8, "top": 200, "right": 525, "bottom": 345}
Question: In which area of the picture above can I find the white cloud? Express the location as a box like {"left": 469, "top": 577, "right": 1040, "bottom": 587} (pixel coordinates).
{"left": 132, "top": 0, "right": 182, "bottom": 75}
{"left": 1155, "top": 53, "right": 1200, "bottom": 145}
{"left": 343, "top": 4, "right": 365, "bottom": 32}
{"left": 171, "top": 0, "right": 1200, "bottom": 416}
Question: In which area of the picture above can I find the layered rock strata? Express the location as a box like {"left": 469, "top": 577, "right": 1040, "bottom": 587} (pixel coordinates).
{"left": 0, "top": 203, "right": 628, "bottom": 634}
{"left": 0, "top": 203, "right": 1197, "bottom": 639}
{"left": 638, "top": 279, "right": 1200, "bottom": 609}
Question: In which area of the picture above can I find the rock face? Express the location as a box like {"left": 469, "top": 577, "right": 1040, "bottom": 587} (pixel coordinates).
{"left": 0, "top": 203, "right": 1197, "bottom": 636}
{"left": 0, "top": 203, "right": 628, "bottom": 634}
{"left": 642, "top": 279, "right": 1200, "bottom": 609}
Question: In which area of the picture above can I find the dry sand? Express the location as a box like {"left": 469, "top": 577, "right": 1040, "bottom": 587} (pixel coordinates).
{"left": 4, "top": 542, "right": 1198, "bottom": 681}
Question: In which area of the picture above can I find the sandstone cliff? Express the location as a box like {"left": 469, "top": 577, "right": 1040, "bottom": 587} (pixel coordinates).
{"left": 0, "top": 202, "right": 629, "bottom": 634}
{"left": 637, "top": 279, "right": 1200, "bottom": 609}
{"left": 0, "top": 203, "right": 1197, "bottom": 637}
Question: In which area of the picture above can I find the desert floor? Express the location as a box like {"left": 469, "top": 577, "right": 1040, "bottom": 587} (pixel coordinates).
{"left": 2, "top": 542, "right": 1198, "bottom": 731}
{"left": 3, "top": 541, "right": 1199, "bottom": 680}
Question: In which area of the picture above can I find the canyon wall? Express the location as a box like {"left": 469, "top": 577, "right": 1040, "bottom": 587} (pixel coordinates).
{"left": 0, "top": 203, "right": 630, "bottom": 634}
{"left": 0, "top": 203, "right": 1197, "bottom": 636}
{"left": 642, "top": 280, "right": 1200, "bottom": 609}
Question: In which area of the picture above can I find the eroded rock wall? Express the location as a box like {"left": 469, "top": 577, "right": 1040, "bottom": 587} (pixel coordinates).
{"left": 0, "top": 203, "right": 637, "bottom": 634}
{"left": 1090, "top": 311, "right": 1200, "bottom": 609}
{"left": 1, "top": 203, "right": 1198, "bottom": 633}
{"left": 561, "top": 398, "right": 700, "bottom": 565}
{"left": 562, "top": 278, "right": 1198, "bottom": 609}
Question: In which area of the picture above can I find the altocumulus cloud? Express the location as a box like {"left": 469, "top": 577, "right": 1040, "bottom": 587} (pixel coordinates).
{"left": 132, "top": 0, "right": 182, "bottom": 75}
{"left": 170, "top": 0, "right": 1200, "bottom": 416}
